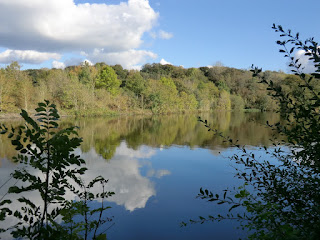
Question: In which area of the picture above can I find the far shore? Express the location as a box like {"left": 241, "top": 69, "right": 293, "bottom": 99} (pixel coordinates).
{"left": 0, "top": 108, "right": 265, "bottom": 121}
{"left": 0, "top": 113, "right": 21, "bottom": 120}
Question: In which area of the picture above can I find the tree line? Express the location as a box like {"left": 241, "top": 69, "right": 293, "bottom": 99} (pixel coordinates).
{"left": 0, "top": 61, "right": 304, "bottom": 115}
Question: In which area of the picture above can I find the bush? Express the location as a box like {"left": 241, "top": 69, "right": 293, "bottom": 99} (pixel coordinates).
{"left": 0, "top": 100, "right": 114, "bottom": 239}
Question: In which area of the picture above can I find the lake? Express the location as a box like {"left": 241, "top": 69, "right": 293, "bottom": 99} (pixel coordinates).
{"left": 0, "top": 111, "right": 280, "bottom": 239}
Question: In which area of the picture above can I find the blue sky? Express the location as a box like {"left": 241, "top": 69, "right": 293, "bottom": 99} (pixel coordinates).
{"left": 0, "top": 0, "right": 318, "bottom": 72}
{"left": 146, "top": 0, "right": 319, "bottom": 71}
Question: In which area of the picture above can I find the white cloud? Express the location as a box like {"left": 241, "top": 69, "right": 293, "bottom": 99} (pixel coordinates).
{"left": 149, "top": 30, "right": 173, "bottom": 40}
{"left": 52, "top": 60, "right": 66, "bottom": 69}
{"left": 160, "top": 58, "right": 171, "bottom": 65}
{"left": 86, "top": 48, "right": 157, "bottom": 69}
{"left": 82, "top": 59, "right": 93, "bottom": 66}
{"left": 0, "top": 0, "right": 159, "bottom": 67}
{"left": 0, "top": 49, "right": 60, "bottom": 64}
{"left": 158, "top": 30, "right": 173, "bottom": 40}
{"left": 294, "top": 50, "right": 317, "bottom": 73}
{"left": 150, "top": 31, "right": 157, "bottom": 39}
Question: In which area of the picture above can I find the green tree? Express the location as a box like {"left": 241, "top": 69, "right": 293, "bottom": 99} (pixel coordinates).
{"left": 0, "top": 70, "right": 15, "bottom": 112}
{"left": 125, "top": 71, "right": 146, "bottom": 97}
{"left": 216, "top": 90, "right": 231, "bottom": 110}
{"left": 95, "top": 66, "right": 121, "bottom": 95}
{"left": 216, "top": 80, "right": 230, "bottom": 92}
{"left": 5, "top": 61, "right": 21, "bottom": 81}
{"left": 17, "top": 73, "right": 34, "bottom": 111}
{"left": 160, "top": 76, "right": 177, "bottom": 90}
{"left": 179, "top": 92, "right": 198, "bottom": 111}
{"left": 144, "top": 78, "right": 178, "bottom": 113}
{"left": 79, "top": 62, "right": 96, "bottom": 86}
{"left": 196, "top": 81, "right": 219, "bottom": 111}
{"left": 111, "top": 64, "right": 128, "bottom": 86}
{"left": 230, "top": 94, "right": 245, "bottom": 111}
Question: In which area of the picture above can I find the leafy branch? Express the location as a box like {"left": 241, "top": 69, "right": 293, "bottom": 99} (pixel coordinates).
{"left": 0, "top": 100, "right": 114, "bottom": 240}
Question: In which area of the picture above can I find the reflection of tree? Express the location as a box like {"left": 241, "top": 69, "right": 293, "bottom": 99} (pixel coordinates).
{"left": 0, "top": 135, "right": 17, "bottom": 161}
{"left": 75, "top": 117, "right": 127, "bottom": 160}
{"left": 0, "top": 120, "right": 24, "bottom": 161}
{"left": 62, "top": 112, "right": 281, "bottom": 154}
{"left": 94, "top": 133, "right": 120, "bottom": 160}
{"left": 1, "top": 113, "right": 281, "bottom": 163}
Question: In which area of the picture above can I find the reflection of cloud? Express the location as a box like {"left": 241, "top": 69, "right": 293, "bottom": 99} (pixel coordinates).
{"left": 0, "top": 162, "right": 48, "bottom": 238}
{"left": 147, "top": 169, "right": 171, "bottom": 178}
{"left": 0, "top": 140, "right": 167, "bottom": 235}
{"left": 114, "top": 141, "right": 156, "bottom": 159}
{"left": 156, "top": 169, "right": 171, "bottom": 178}
{"left": 80, "top": 142, "right": 158, "bottom": 211}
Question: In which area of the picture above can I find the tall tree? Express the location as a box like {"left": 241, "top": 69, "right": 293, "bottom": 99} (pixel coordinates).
{"left": 95, "top": 66, "right": 121, "bottom": 95}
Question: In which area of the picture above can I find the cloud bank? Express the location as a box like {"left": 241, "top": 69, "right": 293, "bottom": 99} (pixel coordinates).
{"left": 0, "top": 0, "right": 161, "bottom": 69}
{"left": 0, "top": 49, "right": 60, "bottom": 64}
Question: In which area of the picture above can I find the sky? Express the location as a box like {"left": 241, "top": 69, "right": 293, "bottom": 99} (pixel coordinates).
{"left": 0, "top": 0, "right": 318, "bottom": 71}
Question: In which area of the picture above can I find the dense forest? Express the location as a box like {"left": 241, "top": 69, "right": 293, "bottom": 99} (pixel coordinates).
{"left": 0, "top": 61, "right": 303, "bottom": 115}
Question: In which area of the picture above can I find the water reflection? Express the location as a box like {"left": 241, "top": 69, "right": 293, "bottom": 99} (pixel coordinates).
{"left": 0, "top": 112, "right": 276, "bottom": 205}
{"left": 79, "top": 142, "right": 160, "bottom": 211}
{"left": 0, "top": 112, "right": 280, "bottom": 161}
{"left": 0, "top": 142, "right": 164, "bottom": 238}
{"left": 0, "top": 113, "right": 280, "bottom": 209}
{"left": 0, "top": 112, "right": 279, "bottom": 239}
{"left": 74, "top": 112, "right": 279, "bottom": 159}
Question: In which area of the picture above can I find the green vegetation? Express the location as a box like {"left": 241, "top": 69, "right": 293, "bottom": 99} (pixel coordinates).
{"left": 0, "top": 58, "right": 304, "bottom": 116}
{"left": 184, "top": 26, "right": 320, "bottom": 239}
{"left": 0, "top": 101, "right": 114, "bottom": 239}
{"left": 0, "top": 112, "right": 280, "bottom": 162}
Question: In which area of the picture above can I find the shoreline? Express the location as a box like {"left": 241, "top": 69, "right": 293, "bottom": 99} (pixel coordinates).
{"left": 0, "top": 108, "right": 265, "bottom": 120}
{"left": 0, "top": 113, "right": 21, "bottom": 120}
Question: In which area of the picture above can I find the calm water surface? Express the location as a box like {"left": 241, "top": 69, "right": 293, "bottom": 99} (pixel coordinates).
{"left": 0, "top": 112, "right": 280, "bottom": 239}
